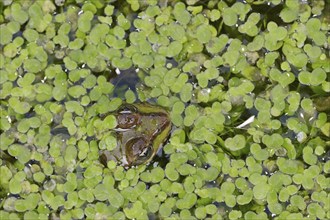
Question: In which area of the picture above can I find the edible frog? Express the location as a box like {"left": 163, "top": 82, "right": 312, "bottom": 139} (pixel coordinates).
{"left": 100, "top": 103, "right": 171, "bottom": 167}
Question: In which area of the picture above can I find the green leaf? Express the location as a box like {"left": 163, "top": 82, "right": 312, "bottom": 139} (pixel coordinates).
{"left": 225, "top": 135, "right": 246, "bottom": 151}
{"left": 223, "top": 8, "right": 237, "bottom": 26}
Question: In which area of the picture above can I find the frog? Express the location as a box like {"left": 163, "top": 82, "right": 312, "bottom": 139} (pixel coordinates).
{"left": 99, "top": 103, "right": 172, "bottom": 168}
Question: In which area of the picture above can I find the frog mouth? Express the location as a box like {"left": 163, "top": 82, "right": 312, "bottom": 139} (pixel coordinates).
{"left": 114, "top": 127, "right": 134, "bottom": 132}
{"left": 121, "top": 154, "right": 129, "bottom": 167}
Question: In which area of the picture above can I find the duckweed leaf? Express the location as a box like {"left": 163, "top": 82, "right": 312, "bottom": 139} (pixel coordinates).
{"left": 9, "top": 97, "right": 31, "bottom": 114}
{"left": 225, "top": 134, "right": 246, "bottom": 152}
{"left": 299, "top": 68, "right": 327, "bottom": 86}
{"left": 280, "top": 0, "right": 299, "bottom": 23}
{"left": 173, "top": 2, "right": 191, "bottom": 25}
{"left": 222, "top": 7, "right": 237, "bottom": 26}
{"left": 277, "top": 158, "right": 301, "bottom": 175}
{"left": 269, "top": 68, "right": 295, "bottom": 87}
{"left": 196, "top": 24, "right": 213, "bottom": 44}
{"left": 1, "top": 25, "right": 14, "bottom": 44}
{"left": 124, "top": 201, "right": 148, "bottom": 219}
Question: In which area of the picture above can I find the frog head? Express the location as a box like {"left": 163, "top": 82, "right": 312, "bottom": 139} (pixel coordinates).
{"left": 100, "top": 103, "right": 171, "bottom": 167}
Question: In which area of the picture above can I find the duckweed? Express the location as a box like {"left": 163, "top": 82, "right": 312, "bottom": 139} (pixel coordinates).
{"left": 1, "top": 0, "right": 329, "bottom": 219}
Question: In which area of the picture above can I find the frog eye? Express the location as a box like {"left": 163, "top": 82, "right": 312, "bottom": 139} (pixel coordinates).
{"left": 125, "top": 137, "right": 153, "bottom": 165}
{"left": 134, "top": 145, "right": 153, "bottom": 166}
{"left": 138, "top": 145, "right": 153, "bottom": 158}
{"left": 116, "top": 113, "right": 140, "bottom": 129}
{"left": 116, "top": 104, "right": 140, "bottom": 129}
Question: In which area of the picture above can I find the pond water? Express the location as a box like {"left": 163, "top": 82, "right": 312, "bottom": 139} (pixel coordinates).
{"left": 0, "top": 0, "right": 329, "bottom": 219}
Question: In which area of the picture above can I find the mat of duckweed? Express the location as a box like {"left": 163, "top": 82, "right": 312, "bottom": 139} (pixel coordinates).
{"left": 1, "top": 0, "right": 329, "bottom": 219}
